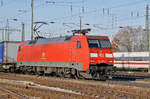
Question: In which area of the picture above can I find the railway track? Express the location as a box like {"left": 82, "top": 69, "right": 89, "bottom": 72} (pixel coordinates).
{"left": 108, "top": 73, "right": 150, "bottom": 79}
{"left": 0, "top": 78, "right": 150, "bottom": 99}
{"left": 106, "top": 73, "right": 150, "bottom": 81}
{"left": 2, "top": 68, "right": 150, "bottom": 81}
{"left": 59, "top": 81, "right": 150, "bottom": 99}
{"left": 0, "top": 72, "right": 150, "bottom": 99}
{"left": 0, "top": 85, "right": 28, "bottom": 99}
{"left": 81, "top": 73, "right": 150, "bottom": 81}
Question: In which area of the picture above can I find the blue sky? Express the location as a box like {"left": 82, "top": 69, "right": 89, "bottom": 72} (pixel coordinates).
{"left": 0, "top": 0, "right": 149, "bottom": 41}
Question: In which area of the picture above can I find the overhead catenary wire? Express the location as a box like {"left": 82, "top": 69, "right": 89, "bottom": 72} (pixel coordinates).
{"left": 0, "top": 0, "right": 18, "bottom": 7}
{"left": 11, "top": 1, "right": 84, "bottom": 20}
{"left": 2, "top": 2, "right": 142, "bottom": 37}
{"left": 1, "top": 0, "right": 148, "bottom": 35}
{"left": 46, "top": 0, "right": 146, "bottom": 22}
{"left": 109, "top": 0, "right": 145, "bottom": 9}
{"left": 10, "top": 0, "right": 146, "bottom": 22}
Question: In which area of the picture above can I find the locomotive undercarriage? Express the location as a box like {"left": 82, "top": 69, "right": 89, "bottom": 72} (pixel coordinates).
{"left": 13, "top": 66, "right": 78, "bottom": 78}
{"left": 89, "top": 64, "right": 114, "bottom": 78}
{"left": 3, "top": 63, "right": 114, "bottom": 79}
{"left": 0, "top": 63, "right": 16, "bottom": 72}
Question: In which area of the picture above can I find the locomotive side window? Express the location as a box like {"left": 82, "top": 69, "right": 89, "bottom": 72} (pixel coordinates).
{"left": 77, "top": 41, "right": 81, "bottom": 48}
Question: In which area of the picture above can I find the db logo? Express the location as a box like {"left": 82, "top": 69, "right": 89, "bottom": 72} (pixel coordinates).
{"left": 100, "top": 54, "right": 104, "bottom": 57}
{"left": 41, "top": 52, "right": 47, "bottom": 59}
{"left": 42, "top": 52, "right": 45, "bottom": 57}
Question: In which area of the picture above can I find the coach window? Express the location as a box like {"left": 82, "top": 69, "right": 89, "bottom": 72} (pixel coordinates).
{"left": 77, "top": 41, "right": 81, "bottom": 48}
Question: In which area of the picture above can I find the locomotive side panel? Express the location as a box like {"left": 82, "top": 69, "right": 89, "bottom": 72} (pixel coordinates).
{"left": 17, "top": 38, "right": 86, "bottom": 71}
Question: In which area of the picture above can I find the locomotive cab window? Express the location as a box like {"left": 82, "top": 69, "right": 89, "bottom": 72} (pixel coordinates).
{"left": 99, "top": 39, "right": 111, "bottom": 48}
{"left": 77, "top": 41, "right": 81, "bottom": 48}
{"left": 88, "top": 39, "right": 111, "bottom": 48}
{"left": 88, "top": 40, "right": 100, "bottom": 48}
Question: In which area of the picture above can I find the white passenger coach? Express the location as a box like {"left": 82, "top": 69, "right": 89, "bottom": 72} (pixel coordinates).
{"left": 114, "top": 52, "right": 149, "bottom": 71}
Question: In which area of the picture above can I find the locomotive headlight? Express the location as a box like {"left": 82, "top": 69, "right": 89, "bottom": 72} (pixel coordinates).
{"left": 90, "top": 60, "right": 95, "bottom": 62}
{"left": 90, "top": 53, "right": 98, "bottom": 57}
{"left": 99, "top": 53, "right": 104, "bottom": 57}
{"left": 106, "top": 54, "right": 113, "bottom": 57}
{"left": 108, "top": 60, "right": 113, "bottom": 63}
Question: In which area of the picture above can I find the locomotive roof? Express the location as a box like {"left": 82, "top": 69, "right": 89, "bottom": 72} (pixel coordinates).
{"left": 24, "top": 35, "right": 109, "bottom": 45}
{"left": 86, "top": 36, "right": 109, "bottom": 39}
{"left": 25, "top": 36, "right": 72, "bottom": 45}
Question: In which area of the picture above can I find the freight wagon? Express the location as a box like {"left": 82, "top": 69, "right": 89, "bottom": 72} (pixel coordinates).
{"left": 0, "top": 41, "right": 20, "bottom": 71}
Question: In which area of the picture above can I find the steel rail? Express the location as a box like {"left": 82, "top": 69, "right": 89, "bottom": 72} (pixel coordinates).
{"left": 67, "top": 83, "right": 150, "bottom": 99}
{"left": 0, "top": 85, "right": 28, "bottom": 99}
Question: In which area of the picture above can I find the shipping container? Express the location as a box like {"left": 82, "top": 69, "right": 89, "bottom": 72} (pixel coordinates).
{"left": 0, "top": 43, "right": 4, "bottom": 64}
{"left": 0, "top": 41, "right": 20, "bottom": 64}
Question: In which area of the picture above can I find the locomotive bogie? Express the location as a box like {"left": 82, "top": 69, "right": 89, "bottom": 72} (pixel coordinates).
{"left": 17, "top": 62, "right": 83, "bottom": 71}
{"left": 17, "top": 36, "right": 90, "bottom": 72}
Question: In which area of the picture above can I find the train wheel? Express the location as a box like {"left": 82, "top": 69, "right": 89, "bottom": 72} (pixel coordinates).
{"left": 91, "top": 71, "right": 105, "bottom": 79}
{"left": 71, "top": 69, "right": 76, "bottom": 75}
{"left": 9, "top": 67, "right": 14, "bottom": 73}
{"left": 38, "top": 71, "right": 44, "bottom": 76}
{"left": 71, "top": 69, "right": 79, "bottom": 79}
{"left": 91, "top": 70, "right": 98, "bottom": 79}
{"left": 58, "top": 72, "right": 65, "bottom": 78}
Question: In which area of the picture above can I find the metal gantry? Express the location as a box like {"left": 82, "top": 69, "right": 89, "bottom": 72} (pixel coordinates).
{"left": 0, "top": 19, "right": 20, "bottom": 41}
{"left": 31, "top": 0, "right": 34, "bottom": 40}
{"left": 145, "top": 5, "right": 150, "bottom": 73}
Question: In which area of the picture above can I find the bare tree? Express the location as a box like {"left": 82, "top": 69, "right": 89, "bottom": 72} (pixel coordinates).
{"left": 112, "top": 26, "right": 147, "bottom": 52}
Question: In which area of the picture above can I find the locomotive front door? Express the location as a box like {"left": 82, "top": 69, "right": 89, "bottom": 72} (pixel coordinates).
{"left": 71, "top": 41, "right": 77, "bottom": 63}
{"left": 70, "top": 41, "right": 79, "bottom": 65}
{"left": 73, "top": 41, "right": 82, "bottom": 64}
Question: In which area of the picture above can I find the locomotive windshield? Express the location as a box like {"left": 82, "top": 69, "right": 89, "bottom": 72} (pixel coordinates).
{"left": 88, "top": 39, "right": 111, "bottom": 48}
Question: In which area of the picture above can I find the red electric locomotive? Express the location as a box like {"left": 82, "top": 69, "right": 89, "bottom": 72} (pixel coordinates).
{"left": 17, "top": 29, "right": 114, "bottom": 78}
